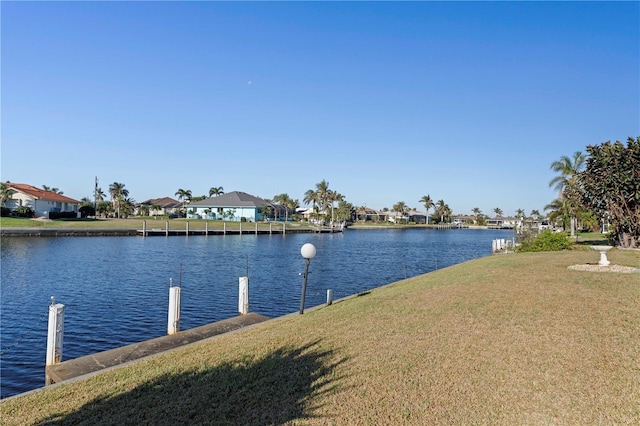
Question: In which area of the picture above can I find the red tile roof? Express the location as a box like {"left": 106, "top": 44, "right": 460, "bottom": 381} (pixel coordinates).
{"left": 7, "top": 183, "right": 81, "bottom": 204}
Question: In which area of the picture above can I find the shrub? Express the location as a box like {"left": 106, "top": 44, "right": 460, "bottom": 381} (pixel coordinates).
{"left": 516, "top": 229, "right": 573, "bottom": 252}
{"left": 49, "top": 211, "right": 77, "bottom": 220}
{"left": 79, "top": 205, "right": 96, "bottom": 218}
{"left": 14, "top": 206, "right": 35, "bottom": 218}
{"left": 1, "top": 207, "right": 11, "bottom": 217}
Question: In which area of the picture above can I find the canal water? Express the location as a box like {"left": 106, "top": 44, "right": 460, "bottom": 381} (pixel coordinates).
{"left": 0, "top": 228, "right": 513, "bottom": 398}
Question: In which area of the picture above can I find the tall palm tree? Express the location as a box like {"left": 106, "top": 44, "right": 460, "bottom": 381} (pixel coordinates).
{"left": 392, "top": 201, "right": 408, "bottom": 224}
{"left": 472, "top": 207, "right": 482, "bottom": 224}
{"left": 493, "top": 207, "right": 503, "bottom": 217}
{"left": 515, "top": 208, "right": 525, "bottom": 219}
{"left": 314, "top": 179, "right": 331, "bottom": 213}
{"left": 419, "top": 195, "right": 434, "bottom": 224}
{"left": 328, "top": 191, "right": 344, "bottom": 223}
{"left": 108, "top": 182, "right": 128, "bottom": 218}
{"left": 549, "top": 151, "right": 586, "bottom": 237}
{"left": 435, "top": 199, "right": 450, "bottom": 223}
{"left": 209, "top": 186, "right": 224, "bottom": 197}
{"left": 95, "top": 187, "right": 106, "bottom": 202}
{"left": 175, "top": 188, "right": 193, "bottom": 205}
{"left": 303, "top": 189, "right": 317, "bottom": 209}
{"left": 273, "top": 193, "right": 293, "bottom": 221}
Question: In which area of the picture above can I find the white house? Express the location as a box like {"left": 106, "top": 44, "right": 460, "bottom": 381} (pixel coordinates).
{"left": 5, "top": 183, "right": 80, "bottom": 218}
{"left": 187, "top": 191, "right": 274, "bottom": 222}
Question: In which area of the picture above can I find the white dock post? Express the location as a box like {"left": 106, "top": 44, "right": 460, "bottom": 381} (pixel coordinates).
{"left": 239, "top": 221, "right": 242, "bottom": 234}
{"left": 238, "top": 276, "right": 249, "bottom": 315}
{"left": 327, "top": 289, "right": 334, "bottom": 306}
{"left": 186, "top": 221, "right": 189, "bottom": 236}
{"left": 224, "top": 222, "right": 226, "bottom": 235}
{"left": 500, "top": 239, "right": 506, "bottom": 251}
{"left": 255, "top": 222, "right": 258, "bottom": 235}
{"left": 45, "top": 297, "right": 65, "bottom": 385}
{"left": 142, "top": 220, "right": 147, "bottom": 237}
{"left": 492, "top": 239, "right": 497, "bottom": 252}
{"left": 205, "top": 221, "right": 209, "bottom": 234}
{"left": 165, "top": 220, "right": 169, "bottom": 237}
{"left": 269, "top": 222, "right": 272, "bottom": 234}
{"left": 283, "top": 222, "right": 286, "bottom": 234}
{"left": 168, "top": 279, "right": 181, "bottom": 335}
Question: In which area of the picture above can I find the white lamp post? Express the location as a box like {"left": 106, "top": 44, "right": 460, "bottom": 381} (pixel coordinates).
{"left": 299, "top": 243, "right": 317, "bottom": 314}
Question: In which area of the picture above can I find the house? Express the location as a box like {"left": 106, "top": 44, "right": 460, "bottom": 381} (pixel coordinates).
{"left": 139, "top": 197, "right": 182, "bottom": 216}
{"left": 452, "top": 215, "right": 476, "bottom": 225}
{"left": 355, "top": 207, "right": 387, "bottom": 222}
{"left": 187, "top": 191, "right": 274, "bottom": 222}
{"left": 5, "top": 183, "right": 80, "bottom": 218}
{"left": 487, "top": 216, "right": 520, "bottom": 229}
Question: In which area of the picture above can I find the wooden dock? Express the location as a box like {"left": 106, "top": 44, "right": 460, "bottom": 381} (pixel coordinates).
{"left": 137, "top": 221, "right": 344, "bottom": 237}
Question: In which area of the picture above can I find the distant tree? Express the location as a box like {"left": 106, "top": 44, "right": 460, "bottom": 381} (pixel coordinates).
{"left": 580, "top": 137, "right": 640, "bottom": 248}
{"left": 151, "top": 204, "right": 162, "bottom": 216}
{"left": 472, "top": 207, "right": 482, "bottom": 224}
{"left": 209, "top": 186, "right": 224, "bottom": 197}
{"left": 42, "top": 185, "right": 63, "bottom": 194}
{"left": 419, "top": 195, "right": 434, "bottom": 224}
{"left": 108, "top": 182, "right": 129, "bottom": 218}
{"left": 530, "top": 209, "right": 541, "bottom": 220}
{"left": 0, "top": 182, "right": 15, "bottom": 206}
{"left": 95, "top": 187, "right": 106, "bottom": 202}
{"left": 392, "top": 201, "right": 408, "bottom": 224}
{"left": 138, "top": 204, "right": 149, "bottom": 217}
{"left": 549, "top": 151, "right": 586, "bottom": 237}
{"left": 96, "top": 200, "right": 112, "bottom": 218}
{"left": 273, "top": 193, "right": 293, "bottom": 221}
{"left": 493, "top": 207, "right": 503, "bottom": 217}
{"left": 175, "top": 189, "right": 192, "bottom": 205}
{"left": 516, "top": 208, "right": 525, "bottom": 219}
{"left": 435, "top": 199, "right": 451, "bottom": 223}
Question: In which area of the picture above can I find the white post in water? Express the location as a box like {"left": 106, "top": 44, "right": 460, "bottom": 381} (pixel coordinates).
{"left": 142, "top": 220, "right": 147, "bottom": 237}
{"left": 165, "top": 220, "right": 169, "bottom": 237}
{"left": 46, "top": 297, "right": 65, "bottom": 385}
{"left": 186, "top": 221, "right": 189, "bottom": 236}
{"left": 238, "top": 276, "right": 249, "bottom": 315}
{"left": 168, "top": 279, "right": 181, "bottom": 335}
{"left": 327, "top": 289, "right": 334, "bottom": 306}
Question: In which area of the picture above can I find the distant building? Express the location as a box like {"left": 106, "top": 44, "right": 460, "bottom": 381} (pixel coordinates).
{"left": 139, "top": 197, "right": 182, "bottom": 216}
{"left": 5, "top": 183, "right": 80, "bottom": 218}
{"left": 187, "top": 191, "right": 275, "bottom": 222}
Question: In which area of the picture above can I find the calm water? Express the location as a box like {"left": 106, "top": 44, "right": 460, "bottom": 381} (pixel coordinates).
{"left": 0, "top": 228, "right": 513, "bottom": 398}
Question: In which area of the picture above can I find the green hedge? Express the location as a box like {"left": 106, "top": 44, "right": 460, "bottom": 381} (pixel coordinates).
{"left": 516, "top": 229, "right": 573, "bottom": 252}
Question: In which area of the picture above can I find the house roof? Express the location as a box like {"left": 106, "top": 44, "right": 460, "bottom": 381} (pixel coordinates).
{"left": 7, "top": 183, "right": 80, "bottom": 204}
{"left": 140, "top": 197, "right": 181, "bottom": 208}
{"left": 189, "top": 191, "right": 272, "bottom": 208}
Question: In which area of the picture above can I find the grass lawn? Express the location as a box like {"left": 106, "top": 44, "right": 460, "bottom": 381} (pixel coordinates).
{"left": 2, "top": 248, "right": 639, "bottom": 425}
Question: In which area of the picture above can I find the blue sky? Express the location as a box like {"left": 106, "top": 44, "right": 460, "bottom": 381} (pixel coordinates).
{"left": 2, "top": 1, "right": 638, "bottom": 216}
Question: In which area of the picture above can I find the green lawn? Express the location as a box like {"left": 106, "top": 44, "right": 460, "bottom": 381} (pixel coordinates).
{"left": 2, "top": 248, "right": 639, "bottom": 424}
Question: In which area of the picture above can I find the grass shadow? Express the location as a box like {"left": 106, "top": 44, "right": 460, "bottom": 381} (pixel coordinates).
{"left": 39, "top": 340, "right": 345, "bottom": 425}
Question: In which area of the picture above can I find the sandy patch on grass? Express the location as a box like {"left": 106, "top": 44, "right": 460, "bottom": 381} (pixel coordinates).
{"left": 567, "top": 264, "right": 640, "bottom": 273}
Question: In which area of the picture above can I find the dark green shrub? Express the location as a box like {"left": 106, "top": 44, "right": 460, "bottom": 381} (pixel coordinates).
{"left": 79, "top": 205, "right": 96, "bottom": 218}
{"left": 516, "top": 229, "right": 573, "bottom": 252}
{"left": 14, "top": 206, "right": 35, "bottom": 218}
{"left": 1, "top": 207, "right": 11, "bottom": 217}
{"left": 49, "top": 211, "right": 77, "bottom": 220}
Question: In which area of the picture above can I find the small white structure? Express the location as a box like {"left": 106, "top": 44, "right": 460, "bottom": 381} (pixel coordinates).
{"left": 591, "top": 245, "right": 613, "bottom": 266}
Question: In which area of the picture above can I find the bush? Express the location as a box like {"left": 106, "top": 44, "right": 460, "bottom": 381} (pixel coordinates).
{"left": 1, "top": 207, "right": 11, "bottom": 217}
{"left": 14, "top": 206, "right": 35, "bottom": 218}
{"left": 516, "top": 229, "right": 573, "bottom": 252}
{"left": 79, "top": 205, "right": 96, "bottom": 218}
{"left": 49, "top": 211, "right": 77, "bottom": 220}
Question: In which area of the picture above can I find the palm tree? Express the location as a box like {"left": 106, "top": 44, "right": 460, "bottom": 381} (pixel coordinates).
{"left": 515, "top": 208, "right": 525, "bottom": 219}
{"left": 314, "top": 179, "right": 332, "bottom": 214}
{"left": 392, "top": 201, "right": 408, "bottom": 224}
{"left": 108, "top": 182, "right": 128, "bottom": 218}
{"left": 419, "top": 195, "right": 434, "bottom": 224}
{"left": 549, "top": 151, "right": 586, "bottom": 237}
{"left": 435, "top": 199, "right": 450, "bottom": 223}
{"left": 493, "top": 207, "right": 503, "bottom": 217}
{"left": 328, "top": 191, "right": 344, "bottom": 223}
{"left": 0, "top": 182, "right": 15, "bottom": 207}
{"left": 472, "top": 207, "right": 482, "bottom": 224}
{"left": 42, "top": 185, "right": 63, "bottom": 194}
{"left": 151, "top": 204, "right": 162, "bottom": 217}
{"left": 95, "top": 187, "right": 106, "bottom": 202}
{"left": 303, "top": 189, "right": 317, "bottom": 209}
{"left": 175, "top": 188, "right": 193, "bottom": 205}
{"left": 209, "top": 186, "right": 224, "bottom": 197}
{"left": 273, "top": 193, "right": 293, "bottom": 221}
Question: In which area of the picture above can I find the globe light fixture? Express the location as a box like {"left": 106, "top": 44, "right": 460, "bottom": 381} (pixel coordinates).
{"left": 299, "top": 243, "right": 316, "bottom": 314}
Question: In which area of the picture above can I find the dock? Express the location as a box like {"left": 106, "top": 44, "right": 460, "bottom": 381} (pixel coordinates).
{"left": 45, "top": 313, "right": 270, "bottom": 385}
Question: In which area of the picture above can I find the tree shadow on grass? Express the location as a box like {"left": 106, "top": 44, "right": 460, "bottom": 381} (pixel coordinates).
{"left": 40, "top": 340, "right": 346, "bottom": 425}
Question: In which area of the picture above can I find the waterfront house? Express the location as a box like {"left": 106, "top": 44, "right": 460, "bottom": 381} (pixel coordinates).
{"left": 138, "top": 197, "right": 182, "bottom": 216}
{"left": 355, "top": 207, "right": 387, "bottom": 222}
{"left": 187, "top": 191, "right": 274, "bottom": 222}
{"left": 5, "top": 183, "right": 80, "bottom": 218}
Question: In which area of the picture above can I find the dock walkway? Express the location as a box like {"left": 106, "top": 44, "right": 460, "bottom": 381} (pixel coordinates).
{"left": 45, "top": 313, "right": 270, "bottom": 384}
